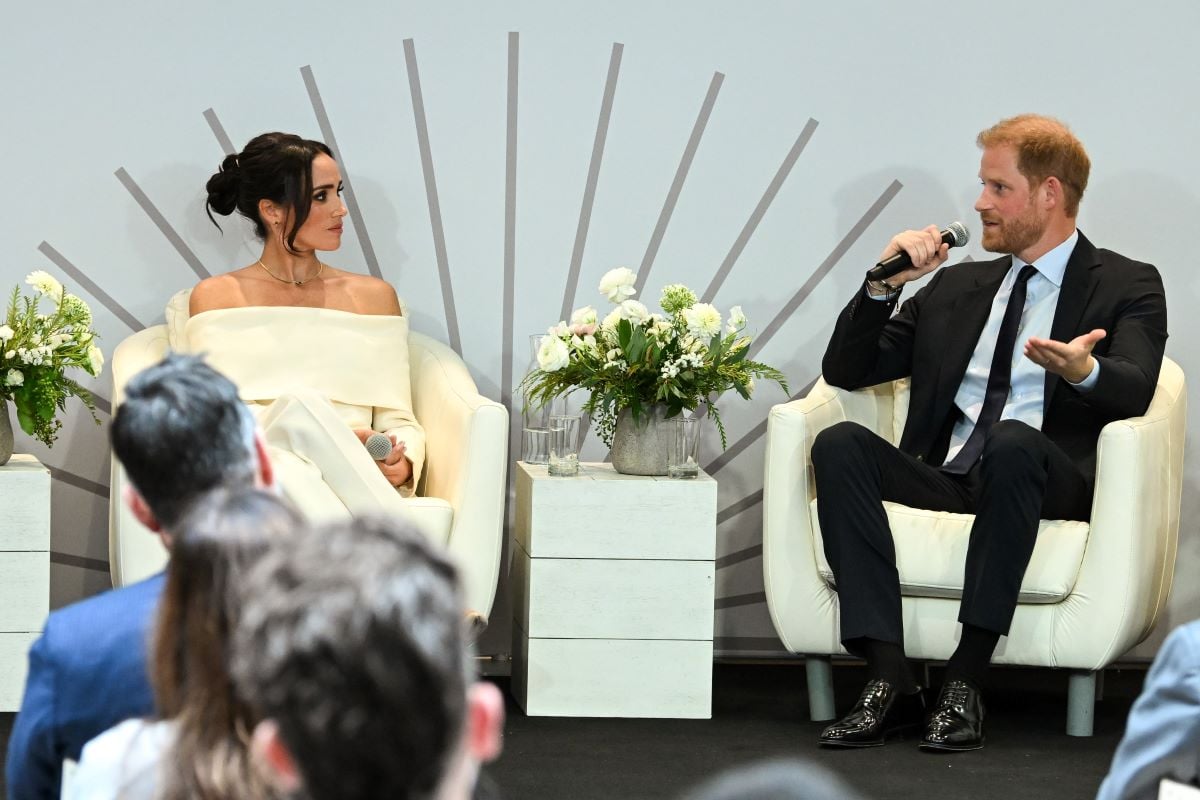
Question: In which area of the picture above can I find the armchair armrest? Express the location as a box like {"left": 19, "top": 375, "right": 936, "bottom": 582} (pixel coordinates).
{"left": 109, "top": 326, "right": 172, "bottom": 587}
{"left": 1068, "top": 358, "right": 1186, "bottom": 666}
{"left": 408, "top": 333, "right": 509, "bottom": 624}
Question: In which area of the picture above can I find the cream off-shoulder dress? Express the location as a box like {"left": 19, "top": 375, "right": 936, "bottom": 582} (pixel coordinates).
{"left": 167, "top": 290, "right": 427, "bottom": 525}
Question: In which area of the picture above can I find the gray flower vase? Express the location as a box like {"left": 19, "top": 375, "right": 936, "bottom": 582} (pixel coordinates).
{"left": 0, "top": 401, "right": 13, "bottom": 466}
{"left": 609, "top": 403, "right": 671, "bottom": 476}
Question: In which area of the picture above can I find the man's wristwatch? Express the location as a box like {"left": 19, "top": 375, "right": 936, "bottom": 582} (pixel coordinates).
{"left": 866, "top": 277, "right": 900, "bottom": 297}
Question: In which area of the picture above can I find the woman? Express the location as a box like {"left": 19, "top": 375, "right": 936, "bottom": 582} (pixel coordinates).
{"left": 184, "top": 132, "right": 424, "bottom": 520}
{"left": 67, "top": 489, "right": 304, "bottom": 799}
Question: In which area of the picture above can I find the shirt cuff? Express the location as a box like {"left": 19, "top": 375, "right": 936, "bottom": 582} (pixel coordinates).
{"left": 1068, "top": 358, "right": 1101, "bottom": 391}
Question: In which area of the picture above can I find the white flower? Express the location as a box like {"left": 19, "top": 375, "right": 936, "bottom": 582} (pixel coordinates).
{"left": 0, "top": 325, "right": 12, "bottom": 342}
{"left": 61, "top": 294, "right": 92, "bottom": 325}
{"left": 727, "top": 305, "right": 747, "bottom": 333}
{"left": 599, "top": 267, "right": 637, "bottom": 303}
{"left": 87, "top": 344, "right": 105, "bottom": 377}
{"left": 618, "top": 300, "right": 650, "bottom": 325}
{"left": 536, "top": 335, "right": 570, "bottom": 372}
{"left": 5, "top": 369, "right": 22, "bottom": 387}
{"left": 601, "top": 308, "right": 623, "bottom": 331}
{"left": 26, "top": 270, "right": 63, "bottom": 301}
{"left": 744, "top": 377, "right": 755, "bottom": 397}
{"left": 570, "top": 306, "right": 598, "bottom": 327}
{"left": 546, "top": 321, "right": 570, "bottom": 338}
{"left": 569, "top": 306, "right": 598, "bottom": 336}
{"left": 4, "top": 350, "right": 13, "bottom": 359}
{"left": 683, "top": 303, "right": 723, "bottom": 339}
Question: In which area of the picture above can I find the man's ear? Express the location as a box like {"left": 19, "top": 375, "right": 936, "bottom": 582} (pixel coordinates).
{"left": 254, "top": 431, "right": 275, "bottom": 489}
{"left": 123, "top": 484, "right": 162, "bottom": 533}
{"left": 251, "top": 719, "right": 303, "bottom": 792}
{"left": 1041, "top": 176, "right": 1062, "bottom": 211}
{"left": 464, "top": 682, "right": 505, "bottom": 763}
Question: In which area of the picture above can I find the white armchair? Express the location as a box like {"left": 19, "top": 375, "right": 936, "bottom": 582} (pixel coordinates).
{"left": 762, "top": 357, "right": 1186, "bottom": 736}
{"left": 108, "top": 304, "right": 509, "bottom": 625}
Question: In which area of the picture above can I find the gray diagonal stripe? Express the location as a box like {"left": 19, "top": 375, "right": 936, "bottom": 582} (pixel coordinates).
{"left": 46, "top": 465, "right": 109, "bottom": 499}
{"left": 704, "top": 376, "right": 818, "bottom": 475}
{"left": 203, "top": 108, "right": 236, "bottom": 155}
{"left": 714, "top": 591, "right": 766, "bottom": 609}
{"left": 402, "top": 41, "right": 461, "bottom": 355}
{"left": 503, "top": 31, "right": 519, "bottom": 444}
{"left": 715, "top": 543, "right": 763, "bottom": 570}
{"left": 38, "top": 242, "right": 146, "bottom": 331}
{"left": 701, "top": 118, "right": 819, "bottom": 303}
{"left": 749, "top": 179, "right": 902, "bottom": 359}
{"left": 717, "top": 489, "right": 763, "bottom": 524}
{"left": 636, "top": 71, "right": 724, "bottom": 290}
{"left": 559, "top": 42, "right": 623, "bottom": 322}
{"left": 91, "top": 393, "right": 112, "bottom": 416}
{"left": 300, "top": 65, "right": 382, "bottom": 280}
{"left": 51, "top": 551, "right": 110, "bottom": 573}
{"left": 114, "top": 168, "right": 210, "bottom": 280}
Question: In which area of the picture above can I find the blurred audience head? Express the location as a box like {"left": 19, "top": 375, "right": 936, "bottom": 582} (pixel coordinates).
{"left": 152, "top": 487, "right": 302, "bottom": 800}
{"left": 110, "top": 353, "right": 270, "bottom": 539}
{"left": 231, "top": 516, "right": 504, "bottom": 800}
{"left": 679, "top": 759, "right": 867, "bottom": 800}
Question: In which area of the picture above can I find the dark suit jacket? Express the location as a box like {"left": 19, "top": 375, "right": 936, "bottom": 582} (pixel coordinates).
{"left": 822, "top": 232, "right": 1168, "bottom": 479}
{"left": 5, "top": 572, "right": 163, "bottom": 800}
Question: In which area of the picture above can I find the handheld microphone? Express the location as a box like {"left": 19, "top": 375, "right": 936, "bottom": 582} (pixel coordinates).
{"left": 364, "top": 432, "right": 393, "bottom": 461}
{"left": 866, "top": 221, "right": 970, "bottom": 282}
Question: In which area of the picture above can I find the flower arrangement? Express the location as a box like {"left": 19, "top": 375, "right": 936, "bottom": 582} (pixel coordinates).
{"left": 1, "top": 271, "right": 104, "bottom": 446}
{"left": 521, "top": 267, "right": 787, "bottom": 448}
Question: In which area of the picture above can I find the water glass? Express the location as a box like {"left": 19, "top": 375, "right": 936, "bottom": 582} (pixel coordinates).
{"left": 548, "top": 413, "right": 582, "bottom": 477}
{"left": 667, "top": 416, "right": 701, "bottom": 479}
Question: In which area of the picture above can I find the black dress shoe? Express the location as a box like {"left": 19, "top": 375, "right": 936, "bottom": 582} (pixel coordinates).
{"left": 920, "top": 679, "right": 986, "bottom": 752}
{"left": 818, "top": 679, "right": 926, "bottom": 748}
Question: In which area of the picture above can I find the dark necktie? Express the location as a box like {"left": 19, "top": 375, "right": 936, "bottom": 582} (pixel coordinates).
{"left": 941, "top": 264, "right": 1039, "bottom": 475}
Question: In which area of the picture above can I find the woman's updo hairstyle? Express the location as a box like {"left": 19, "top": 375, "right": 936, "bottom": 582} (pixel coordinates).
{"left": 205, "top": 132, "right": 334, "bottom": 253}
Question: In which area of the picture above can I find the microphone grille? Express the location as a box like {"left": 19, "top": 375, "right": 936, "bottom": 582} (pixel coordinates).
{"left": 947, "top": 220, "right": 970, "bottom": 247}
{"left": 365, "top": 432, "right": 393, "bottom": 460}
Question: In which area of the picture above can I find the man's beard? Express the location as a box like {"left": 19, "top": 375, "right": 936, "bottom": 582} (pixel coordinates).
{"left": 981, "top": 204, "right": 1046, "bottom": 255}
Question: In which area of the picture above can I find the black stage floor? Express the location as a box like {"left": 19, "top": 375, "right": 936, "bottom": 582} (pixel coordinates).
{"left": 0, "top": 661, "right": 1145, "bottom": 799}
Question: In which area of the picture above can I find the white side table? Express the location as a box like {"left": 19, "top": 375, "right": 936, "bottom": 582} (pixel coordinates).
{"left": 0, "top": 454, "right": 51, "bottom": 711}
{"left": 511, "top": 461, "right": 716, "bottom": 718}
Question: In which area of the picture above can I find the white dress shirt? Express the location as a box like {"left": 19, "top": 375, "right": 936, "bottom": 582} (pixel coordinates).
{"left": 942, "top": 229, "right": 1099, "bottom": 464}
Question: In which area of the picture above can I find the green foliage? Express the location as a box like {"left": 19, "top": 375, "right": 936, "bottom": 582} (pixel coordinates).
{"left": 521, "top": 278, "right": 788, "bottom": 449}
{"left": 1, "top": 273, "right": 104, "bottom": 447}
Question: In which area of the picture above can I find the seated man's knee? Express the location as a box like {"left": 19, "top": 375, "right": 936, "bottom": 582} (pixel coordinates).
{"left": 812, "top": 421, "right": 873, "bottom": 467}
{"left": 981, "top": 419, "right": 1043, "bottom": 466}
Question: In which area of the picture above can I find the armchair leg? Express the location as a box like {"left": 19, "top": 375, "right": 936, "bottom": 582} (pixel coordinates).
{"left": 805, "top": 655, "right": 836, "bottom": 721}
{"left": 1066, "top": 670, "right": 1096, "bottom": 737}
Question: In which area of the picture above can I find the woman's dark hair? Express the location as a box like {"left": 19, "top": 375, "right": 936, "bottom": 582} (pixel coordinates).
{"left": 152, "top": 487, "right": 304, "bottom": 800}
{"left": 205, "top": 132, "right": 334, "bottom": 253}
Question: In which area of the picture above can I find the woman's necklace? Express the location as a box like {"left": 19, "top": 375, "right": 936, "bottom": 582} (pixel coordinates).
{"left": 256, "top": 258, "right": 326, "bottom": 286}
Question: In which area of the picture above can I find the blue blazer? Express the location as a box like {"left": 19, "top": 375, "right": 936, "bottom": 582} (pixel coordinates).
{"left": 1097, "top": 620, "right": 1200, "bottom": 800}
{"left": 5, "top": 572, "right": 164, "bottom": 800}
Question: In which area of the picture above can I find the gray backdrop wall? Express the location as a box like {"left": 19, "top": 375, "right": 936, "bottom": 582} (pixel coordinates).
{"left": 2, "top": 0, "right": 1196, "bottom": 659}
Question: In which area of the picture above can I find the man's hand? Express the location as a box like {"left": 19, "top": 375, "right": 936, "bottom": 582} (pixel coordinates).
{"left": 876, "top": 225, "right": 951, "bottom": 287}
{"left": 1024, "top": 329, "right": 1106, "bottom": 384}
{"left": 353, "top": 429, "right": 413, "bottom": 488}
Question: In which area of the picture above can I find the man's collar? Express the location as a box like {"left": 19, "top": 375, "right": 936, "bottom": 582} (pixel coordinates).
{"left": 1013, "top": 229, "right": 1079, "bottom": 287}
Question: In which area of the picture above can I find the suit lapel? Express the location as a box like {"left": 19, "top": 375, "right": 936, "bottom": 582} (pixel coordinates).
{"left": 932, "top": 257, "right": 1012, "bottom": 413}
{"left": 1044, "top": 232, "right": 1101, "bottom": 413}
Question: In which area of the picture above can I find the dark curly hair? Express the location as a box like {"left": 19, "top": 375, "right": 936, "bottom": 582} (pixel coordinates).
{"left": 205, "top": 132, "right": 334, "bottom": 253}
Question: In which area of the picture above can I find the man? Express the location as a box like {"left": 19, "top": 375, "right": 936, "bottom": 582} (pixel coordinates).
{"left": 1096, "top": 620, "right": 1200, "bottom": 799}
{"left": 813, "top": 115, "right": 1167, "bottom": 751}
{"left": 5, "top": 353, "right": 274, "bottom": 799}
{"left": 230, "top": 515, "right": 505, "bottom": 800}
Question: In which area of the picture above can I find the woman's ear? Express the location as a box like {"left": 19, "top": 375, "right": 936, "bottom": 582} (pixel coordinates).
{"left": 257, "top": 198, "right": 283, "bottom": 230}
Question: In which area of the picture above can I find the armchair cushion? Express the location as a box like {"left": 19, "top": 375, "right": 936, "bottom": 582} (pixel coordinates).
{"left": 810, "top": 499, "right": 1089, "bottom": 603}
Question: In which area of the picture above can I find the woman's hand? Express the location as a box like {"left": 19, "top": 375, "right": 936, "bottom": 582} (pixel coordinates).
{"left": 353, "top": 429, "right": 413, "bottom": 488}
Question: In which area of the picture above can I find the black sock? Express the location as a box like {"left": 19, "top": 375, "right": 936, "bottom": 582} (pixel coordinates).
{"left": 945, "top": 624, "right": 1000, "bottom": 690}
{"left": 860, "top": 638, "right": 918, "bottom": 694}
